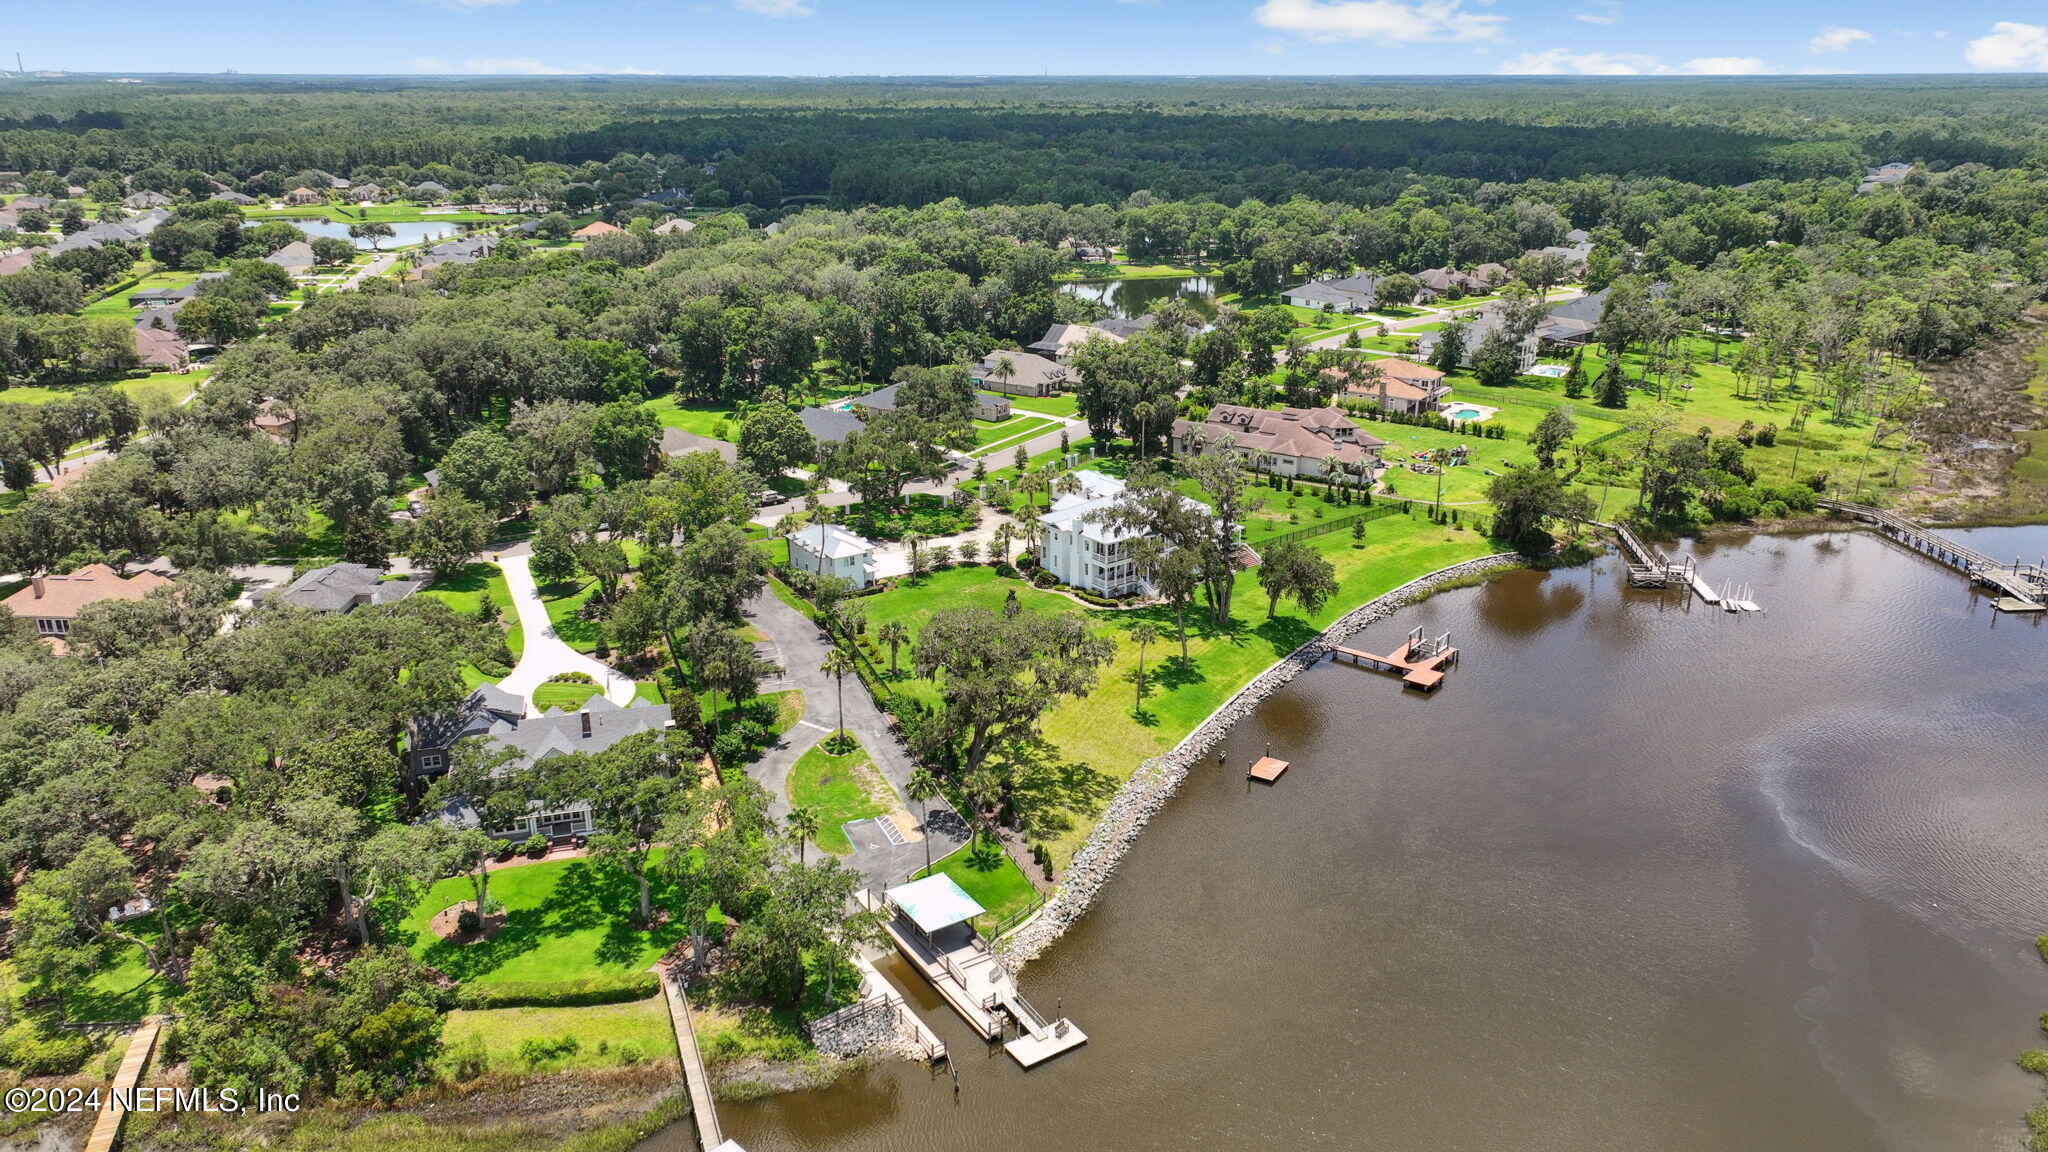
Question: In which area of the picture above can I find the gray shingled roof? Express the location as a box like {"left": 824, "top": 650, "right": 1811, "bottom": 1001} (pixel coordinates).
{"left": 799, "top": 405, "right": 864, "bottom": 445}
{"left": 413, "top": 688, "right": 675, "bottom": 776}
{"left": 273, "top": 562, "right": 424, "bottom": 614}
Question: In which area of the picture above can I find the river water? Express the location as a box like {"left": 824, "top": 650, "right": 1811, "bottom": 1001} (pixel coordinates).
{"left": 702, "top": 525, "right": 2048, "bottom": 1152}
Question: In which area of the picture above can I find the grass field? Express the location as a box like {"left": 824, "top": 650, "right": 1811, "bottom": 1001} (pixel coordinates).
{"left": 444, "top": 994, "right": 679, "bottom": 1072}
{"left": 0, "top": 368, "right": 206, "bottom": 410}
{"left": 643, "top": 394, "right": 737, "bottom": 440}
{"left": 420, "top": 562, "right": 524, "bottom": 661}
{"left": 540, "top": 578, "right": 605, "bottom": 653}
{"left": 395, "top": 856, "right": 683, "bottom": 986}
{"left": 991, "top": 392, "right": 1080, "bottom": 418}
{"left": 853, "top": 508, "right": 1494, "bottom": 865}
{"left": 972, "top": 415, "right": 1060, "bottom": 457}
{"left": 912, "top": 835, "right": 1039, "bottom": 931}
{"left": 81, "top": 272, "right": 192, "bottom": 320}
{"left": 787, "top": 736, "right": 891, "bottom": 856}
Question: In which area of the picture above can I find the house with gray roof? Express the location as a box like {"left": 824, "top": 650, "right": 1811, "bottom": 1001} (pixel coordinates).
{"left": 969, "top": 350, "right": 1067, "bottom": 398}
{"left": 798, "top": 404, "right": 865, "bottom": 446}
{"left": 852, "top": 381, "right": 1009, "bottom": 423}
{"left": 1281, "top": 276, "right": 1377, "bottom": 313}
{"left": 272, "top": 562, "right": 424, "bottom": 614}
{"left": 210, "top": 190, "right": 258, "bottom": 206}
{"left": 410, "top": 688, "right": 677, "bottom": 840}
{"left": 263, "top": 240, "right": 317, "bottom": 275}
{"left": 1415, "top": 306, "right": 1539, "bottom": 372}
{"left": 787, "top": 523, "right": 879, "bottom": 589}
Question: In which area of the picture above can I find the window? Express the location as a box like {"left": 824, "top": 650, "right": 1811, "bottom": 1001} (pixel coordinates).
{"left": 35, "top": 618, "right": 66, "bottom": 636}
{"left": 419, "top": 751, "right": 445, "bottom": 772}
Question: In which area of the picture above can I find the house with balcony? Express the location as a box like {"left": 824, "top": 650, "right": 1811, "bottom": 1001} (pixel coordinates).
{"left": 1171, "top": 405, "right": 1386, "bottom": 482}
{"left": 409, "top": 686, "right": 676, "bottom": 841}
{"left": 788, "top": 523, "right": 880, "bottom": 589}
{"left": 1036, "top": 470, "right": 1215, "bottom": 599}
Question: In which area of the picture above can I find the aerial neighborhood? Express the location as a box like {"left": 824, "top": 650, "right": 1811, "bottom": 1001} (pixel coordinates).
{"left": 0, "top": 61, "right": 2042, "bottom": 1152}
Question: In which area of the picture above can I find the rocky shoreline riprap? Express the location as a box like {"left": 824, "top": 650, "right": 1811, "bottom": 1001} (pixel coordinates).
{"left": 997, "top": 552, "right": 1523, "bottom": 968}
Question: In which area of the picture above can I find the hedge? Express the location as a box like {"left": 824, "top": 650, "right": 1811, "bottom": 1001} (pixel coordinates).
{"left": 451, "top": 971, "right": 661, "bottom": 1010}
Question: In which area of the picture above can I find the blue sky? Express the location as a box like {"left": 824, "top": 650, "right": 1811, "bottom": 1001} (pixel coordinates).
{"left": 13, "top": 1, "right": 2048, "bottom": 77}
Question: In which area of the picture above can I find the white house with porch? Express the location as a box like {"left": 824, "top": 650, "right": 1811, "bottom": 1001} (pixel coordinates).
{"left": 1037, "top": 470, "right": 1211, "bottom": 598}
{"left": 788, "top": 523, "right": 879, "bottom": 589}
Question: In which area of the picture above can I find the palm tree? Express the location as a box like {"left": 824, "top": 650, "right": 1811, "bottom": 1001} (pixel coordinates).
{"left": 820, "top": 647, "right": 855, "bottom": 738}
{"left": 991, "top": 521, "right": 1016, "bottom": 564}
{"left": 901, "top": 531, "right": 928, "bottom": 575}
{"left": 786, "top": 806, "right": 821, "bottom": 865}
{"left": 907, "top": 766, "right": 941, "bottom": 875}
{"left": 993, "top": 353, "right": 1016, "bottom": 393}
{"left": 877, "top": 619, "right": 910, "bottom": 677}
{"left": 1129, "top": 622, "right": 1160, "bottom": 715}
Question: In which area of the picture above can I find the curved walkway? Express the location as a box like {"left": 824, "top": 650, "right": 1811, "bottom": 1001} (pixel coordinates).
{"left": 743, "top": 585, "right": 970, "bottom": 888}
{"left": 493, "top": 553, "right": 638, "bottom": 717}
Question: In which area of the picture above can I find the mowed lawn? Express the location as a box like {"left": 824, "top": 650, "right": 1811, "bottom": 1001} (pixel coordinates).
{"left": 989, "top": 392, "right": 1079, "bottom": 418}
{"left": 0, "top": 368, "right": 207, "bottom": 410}
{"left": 855, "top": 511, "right": 1495, "bottom": 864}
{"left": 914, "top": 836, "right": 1040, "bottom": 931}
{"left": 972, "top": 414, "right": 1060, "bottom": 456}
{"left": 420, "top": 562, "right": 524, "bottom": 661}
{"left": 444, "top": 994, "right": 680, "bottom": 1071}
{"left": 394, "top": 855, "right": 684, "bottom": 985}
{"left": 787, "top": 736, "right": 891, "bottom": 856}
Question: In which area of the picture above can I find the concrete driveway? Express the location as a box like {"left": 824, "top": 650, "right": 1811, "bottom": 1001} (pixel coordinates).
{"left": 493, "top": 553, "right": 638, "bottom": 717}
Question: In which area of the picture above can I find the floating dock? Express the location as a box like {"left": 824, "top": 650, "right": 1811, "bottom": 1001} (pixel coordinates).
{"left": 1330, "top": 626, "right": 1459, "bottom": 690}
{"left": 1248, "top": 756, "right": 1290, "bottom": 782}
{"left": 1606, "top": 521, "right": 1760, "bottom": 611}
{"left": 860, "top": 878, "right": 1087, "bottom": 1068}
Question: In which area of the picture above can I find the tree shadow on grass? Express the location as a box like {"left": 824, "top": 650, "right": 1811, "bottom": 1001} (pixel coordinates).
{"left": 416, "top": 860, "right": 683, "bottom": 982}
{"left": 1002, "top": 736, "right": 1119, "bottom": 843}
{"left": 1252, "top": 614, "right": 1321, "bottom": 656}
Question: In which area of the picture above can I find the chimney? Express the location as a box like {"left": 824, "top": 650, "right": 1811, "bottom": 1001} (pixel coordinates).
{"left": 579, "top": 711, "right": 592, "bottom": 738}
{"left": 30, "top": 576, "right": 44, "bottom": 599}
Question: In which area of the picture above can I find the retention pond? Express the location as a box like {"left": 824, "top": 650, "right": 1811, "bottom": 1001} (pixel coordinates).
{"left": 690, "top": 524, "right": 2048, "bottom": 1152}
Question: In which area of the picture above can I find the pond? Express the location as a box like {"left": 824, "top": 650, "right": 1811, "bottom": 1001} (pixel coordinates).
{"left": 1061, "top": 275, "right": 1217, "bottom": 320}
{"left": 683, "top": 523, "right": 2048, "bottom": 1152}
{"left": 264, "top": 217, "right": 469, "bottom": 249}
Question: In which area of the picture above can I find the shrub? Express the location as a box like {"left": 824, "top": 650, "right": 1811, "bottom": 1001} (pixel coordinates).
{"left": 546, "top": 671, "right": 595, "bottom": 685}
{"left": 517, "top": 1033, "right": 582, "bottom": 1066}
{"left": 456, "top": 907, "right": 481, "bottom": 935}
{"left": 0, "top": 1020, "right": 94, "bottom": 1076}
{"left": 448, "top": 1034, "right": 490, "bottom": 1081}
{"left": 492, "top": 840, "right": 517, "bottom": 862}
{"left": 522, "top": 834, "right": 549, "bottom": 859}
{"left": 1031, "top": 569, "right": 1057, "bottom": 588}
{"left": 451, "top": 972, "right": 661, "bottom": 1010}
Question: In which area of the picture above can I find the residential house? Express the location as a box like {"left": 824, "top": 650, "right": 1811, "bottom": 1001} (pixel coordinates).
{"left": 121, "top": 191, "right": 172, "bottom": 210}
{"left": 1, "top": 564, "right": 172, "bottom": 651}
{"left": 652, "top": 217, "right": 695, "bottom": 236}
{"left": 1532, "top": 288, "right": 1607, "bottom": 348}
{"left": 352, "top": 183, "right": 387, "bottom": 202}
{"left": 1281, "top": 277, "right": 1374, "bottom": 313}
{"left": 0, "top": 251, "right": 41, "bottom": 277}
{"left": 133, "top": 305, "right": 182, "bottom": 334}
{"left": 209, "top": 190, "right": 258, "bottom": 206}
{"left": 761, "top": 221, "right": 785, "bottom": 236}
{"left": 133, "top": 324, "right": 189, "bottom": 369}
{"left": 408, "top": 234, "right": 498, "bottom": 277}
{"left": 1414, "top": 305, "right": 1540, "bottom": 372}
{"left": 1324, "top": 359, "right": 1451, "bottom": 415}
{"left": 10, "top": 196, "right": 53, "bottom": 212}
{"left": 329, "top": 177, "right": 352, "bottom": 191}
{"left": 263, "top": 240, "right": 317, "bottom": 276}
{"left": 659, "top": 426, "right": 737, "bottom": 463}
{"left": 852, "top": 381, "right": 1009, "bottom": 423}
{"left": 1564, "top": 228, "right": 1592, "bottom": 245}
{"left": 1529, "top": 240, "right": 1595, "bottom": 269}
{"left": 282, "top": 186, "right": 324, "bottom": 206}
{"left": 249, "top": 399, "right": 296, "bottom": 441}
{"left": 1036, "top": 470, "right": 1215, "bottom": 598}
{"left": 272, "top": 562, "right": 423, "bottom": 613}
{"left": 1091, "top": 314, "right": 1156, "bottom": 339}
{"left": 1171, "top": 404, "right": 1386, "bottom": 482}
{"left": 787, "top": 523, "right": 879, "bottom": 589}
{"left": 1026, "top": 322, "right": 1124, "bottom": 362}
{"left": 1471, "top": 262, "right": 1510, "bottom": 286}
{"left": 969, "top": 350, "right": 1067, "bottom": 397}
{"left": 797, "top": 404, "right": 864, "bottom": 447}
{"left": 129, "top": 282, "right": 201, "bottom": 307}
{"left": 411, "top": 688, "right": 677, "bottom": 840}
{"left": 1857, "top": 163, "right": 1912, "bottom": 193}
{"left": 572, "top": 220, "right": 621, "bottom": 240}
{"left": 1416, "top": 267, "right": 1486, "bottom": 297}
{"left": 412, "top": 180, "right": 453, "bottom": 201}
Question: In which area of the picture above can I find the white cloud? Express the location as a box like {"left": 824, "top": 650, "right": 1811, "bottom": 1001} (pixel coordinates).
{"left": 407, "top": 0, "right": 518, "bottom": 11}
{"left": 1966, "top": 21, "right": 2048, "bottom": 69}
{"left": 1251, "top": 0, "right": 1507, "bottom": 44}
{"left": 1674, "top": 55, "right": 1773, "bottom": 74}
{"left": 408, "top": 57, "right": 657, "bottom": 74}
{"left": 1498, "top": 48, "right": 1660, "bottom": 74}
{"left": 1498, "top": 49, "right": 1776, "bottom": 75}
{"left": 1256, "top": 38, "right": 1287, "bottom": 54}
{"left": 1571, "top": 1, "right": 1622, "bottom": 26}
{"left": 732, "top": 0, "right": 815, "bottom": 15}
{"left": 1807, "top": 25, "right": 1872, "bottom": 53}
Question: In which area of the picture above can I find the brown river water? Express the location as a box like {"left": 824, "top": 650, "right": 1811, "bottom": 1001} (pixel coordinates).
{"left": 659, "top": 525, "right": 2048, "bottom": 1152}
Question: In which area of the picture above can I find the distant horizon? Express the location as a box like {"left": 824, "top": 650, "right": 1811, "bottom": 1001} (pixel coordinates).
{"left": 8, "top": 70, "right": 2048, "bottom": 81}
{"left": 3, "top": 1, "right": 2047, "bottom": 80}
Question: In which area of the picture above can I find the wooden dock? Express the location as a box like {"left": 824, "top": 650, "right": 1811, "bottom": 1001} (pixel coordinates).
{"left": 1820, "top": 499, "right": 2047, "bottom": 611}
{"left": 858, "top": 890, "right": 1087, "bottom": 1068}
{"left": 1602, "top": 520, "right": 1759, "bottom": 611}
{"left": 657, "top": 968, "right": 724, "bottom": 1151}
{"left": 84, "top": 1016, "right": 163, "bottom": 1152}
{"left": 1248, "top": 756, "right": 1289, "bottom": 782}
{"left": 1330, "top": 626, "right": 1459, "bottom": 690}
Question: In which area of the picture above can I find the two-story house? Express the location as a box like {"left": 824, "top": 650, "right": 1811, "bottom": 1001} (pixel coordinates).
{"left": 1171, "top": 405, "right": 1386, "bottom": 482}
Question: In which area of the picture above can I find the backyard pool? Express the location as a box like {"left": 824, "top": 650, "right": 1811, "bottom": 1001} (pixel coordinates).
{"left": 1446, "top": 404, "right": 1497, "bottom": 422}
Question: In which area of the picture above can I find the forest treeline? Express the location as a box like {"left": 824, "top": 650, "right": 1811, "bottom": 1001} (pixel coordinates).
{"left": 3, "top": 76, "right": 2047, "bottom": 207}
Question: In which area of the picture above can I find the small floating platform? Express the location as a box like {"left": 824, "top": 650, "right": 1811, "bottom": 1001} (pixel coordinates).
{"left": 1006, "top": 1020, "right": 1089, "bottom": 1067}
{"left": 1248, "top": 756, "right": 1289, "bottom": 782}
{"left": 1997, "top": 597, "right": 2047, "bottom": 613}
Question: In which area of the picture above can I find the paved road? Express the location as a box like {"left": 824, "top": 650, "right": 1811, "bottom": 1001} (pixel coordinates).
{"left": 743, "top": 585, "right": 969, "bottom": 888}
{"left": 494, "top": 553, "right": 639, "bottom": 716}
{"left": 1283, "top": 287, "right": 1588, "bottom": 360}
{"left": 338, "top": 251, "right": 399, "bottom": 290}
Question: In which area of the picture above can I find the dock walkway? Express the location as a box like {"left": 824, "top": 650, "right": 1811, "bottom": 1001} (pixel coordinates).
{"left": 1820, "top": 499, "right": 2047, "bottom": 611}
{"left": 1330, "top": 626, "right": 1459, "bottom": 690}
{"left": 84, "top": 1016, "right": 163, "bottom": 1152}
{"left": 1597, "top": 520, "right": 1759, "bottom": 611}
{"left": 657, "top": 968, "right": 723, "bottom": 1151}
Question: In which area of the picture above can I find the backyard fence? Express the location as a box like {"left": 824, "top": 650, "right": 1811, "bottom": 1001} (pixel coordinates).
{"left": 1252, "top": 501, "right": 1406, "bottom": 551}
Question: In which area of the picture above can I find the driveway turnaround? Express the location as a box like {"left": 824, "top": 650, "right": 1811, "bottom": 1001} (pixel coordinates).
{"left": 493, "top": 553, "right": 639, "bottom": 717}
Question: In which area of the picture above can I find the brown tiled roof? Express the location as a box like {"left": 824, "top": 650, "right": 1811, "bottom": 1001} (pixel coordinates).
{"left": 2, "top": 564, "right": 170, "bottom": 621}
{"left": 1178, "top": 405, "right": 1386, "bottom": 466}
{"left": 572, "top": 220, "right": 622, "bottom": 238}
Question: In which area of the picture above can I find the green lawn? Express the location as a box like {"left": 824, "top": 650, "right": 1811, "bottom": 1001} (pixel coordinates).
{"left": 1053, "top": 260, "right": 1209, "bottom": 281}
{"left": 787, "top": 736, "right": 891, "bottom": 856}
{"left": 533, "top": 680, "right": 600, "bottom": 711}
{"left": 82, "top": 272, "right": 193, "bottom": 320}
{"left": 972, "top": 415, "right": 1060, "bottom": 456}
{"left": 0, "top": 368, "right": 207, "bottom": 410}
{"left": 444, "top": 994, "right": 679, "bottom": 1072}
{"left": 420, "top": 562, "right": 524, "bottom": 661}
{"left": 2, "top": 932, "right": 175, "bottom": 1024}
{"left": 540, "top": 578, "right": 605, "bottom": 653}
{"left": 643, "top": 394, "right": 738, "bottom": 440}
{"left": 394, "top": 856, "right": 684, "bottom": 986}
{"left": 857, "top": 511, "right": 1495, "bottom": 864}
{"left": 913, "top": 836, "right": 1039, "bottom": 933}
{"left": 990, "top": 392, "right": 1080, "bottom": 418}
